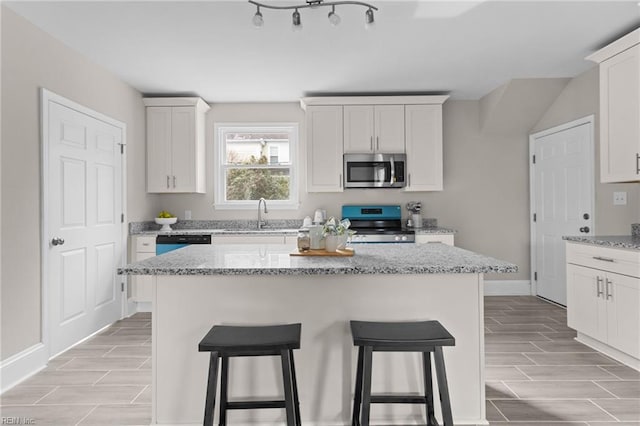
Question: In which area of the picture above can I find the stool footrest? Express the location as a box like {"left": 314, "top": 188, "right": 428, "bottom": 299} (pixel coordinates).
{"left": 226, "top": 400, "right": 286, "bottom": 410}
{"left": 370, "top": 394, "right": 427, "bottom": 404}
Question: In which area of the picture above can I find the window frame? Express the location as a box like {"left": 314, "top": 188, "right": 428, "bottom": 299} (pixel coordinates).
{"left": 214, "top": 122, "right": 299, "bottom": 210}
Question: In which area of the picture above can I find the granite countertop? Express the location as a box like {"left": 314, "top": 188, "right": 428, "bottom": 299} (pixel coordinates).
{"left": 118, "top": 243, "right": 517, "bottom": 276}
{"left": 563, "top": 235, "right": 640, "bottom": 250}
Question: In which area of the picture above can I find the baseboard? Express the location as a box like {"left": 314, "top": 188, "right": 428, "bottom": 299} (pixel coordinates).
{"left": 136, "top": 301, "right": 152, "bottom": 313}
{"left": 484, "top": 280, "right": 531, "bottom": 296}
{"left": 576, "top": 332, "right": 640, "bottom": 371}
{"left": 0, "top": 343, "right": 48, "bottom": 394}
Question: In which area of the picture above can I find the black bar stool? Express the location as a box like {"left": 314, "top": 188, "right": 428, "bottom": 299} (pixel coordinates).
{"left": 198, "top": 323, "right": 302, "bottom": 426}
{"left": 349, "top": 320, "right": 455, "bottom": 426}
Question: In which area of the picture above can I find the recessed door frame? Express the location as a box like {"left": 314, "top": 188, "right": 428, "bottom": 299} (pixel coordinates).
{"left": 40, "top": 88, "right": 128, "bottom": 359}
{"left": 529, "top": 115, "right": 595, "bottom": 298}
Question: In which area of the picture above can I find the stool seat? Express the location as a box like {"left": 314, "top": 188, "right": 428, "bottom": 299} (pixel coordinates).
{"left": 350, "top": 320, "right": 455, "bottom": 348}
{"left": 199, "top": 323, "right": 302, "bottom": 426}
{"left": 199, "top": 324, "right": 301, "bottom": 354}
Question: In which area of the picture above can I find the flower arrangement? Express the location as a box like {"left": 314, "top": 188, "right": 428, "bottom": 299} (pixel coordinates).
{"left": 322, "top": 217, "right": 352, "bottom": 236}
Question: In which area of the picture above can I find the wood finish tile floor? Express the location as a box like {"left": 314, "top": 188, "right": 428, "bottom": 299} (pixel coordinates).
{"left": 0, "top": 312, "right": 152, "bottom": 425}
{"left": 2, "top": 297, "right": 639, "bottom": 425}
{"left": 486, "top": 296, "right": 640, "bottom": 425}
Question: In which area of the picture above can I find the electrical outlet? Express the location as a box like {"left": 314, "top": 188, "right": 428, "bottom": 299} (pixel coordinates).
{"left": 613, "top": 192, "right": 627, "bottom": 206}
{"left": 185, "top": 210, "right": 192, "bottom": 220}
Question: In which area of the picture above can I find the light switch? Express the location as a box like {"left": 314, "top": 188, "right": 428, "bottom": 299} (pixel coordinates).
{"left": 613, "top": 192, "right": 627, "bottom": 206}
{"left": 185, "top": 210, "right": 192, "bottom": 220}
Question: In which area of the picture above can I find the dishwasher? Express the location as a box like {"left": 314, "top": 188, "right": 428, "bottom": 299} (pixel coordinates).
{"left": 155, "top": 234, "right": 212, "bottom": 255}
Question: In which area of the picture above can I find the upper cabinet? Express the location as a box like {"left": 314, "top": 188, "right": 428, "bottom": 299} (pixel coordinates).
{"left": 144, "top": 97, "right": 210, "bottom": 193}
{"left": 344, "top": 105, "right": 405, "bottom": 153}
{"left": 587, "top": 29, "right": 640, "bottom": 183}
{"left": 301, "top": 96, "right": 448, "bottom": 193}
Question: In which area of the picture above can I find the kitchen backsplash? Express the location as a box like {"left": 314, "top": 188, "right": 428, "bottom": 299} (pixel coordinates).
{"left": 632, "top": 223, "right": 640, "bottom": 237}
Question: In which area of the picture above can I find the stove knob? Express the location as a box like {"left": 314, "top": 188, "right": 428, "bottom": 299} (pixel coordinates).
{"left": 394, "top": 236, "right": 400, "bottom": 241}
{"left": 401, "top": 236, "right": 408, "bottom": 241}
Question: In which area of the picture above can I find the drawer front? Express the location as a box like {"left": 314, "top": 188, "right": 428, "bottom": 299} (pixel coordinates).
{"left": 136, "top": 235, "right": 157, "bottom": 253}
{"left": 566, "top": 242, "right": 640, "bottom": 277}
{"left": 415, "top": 234, "right": 454, "bottom": 246}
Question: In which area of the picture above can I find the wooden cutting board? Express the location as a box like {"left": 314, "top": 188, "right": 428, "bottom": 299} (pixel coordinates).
{"left": 290, "top": 248, "right": 354, "bottom": 257}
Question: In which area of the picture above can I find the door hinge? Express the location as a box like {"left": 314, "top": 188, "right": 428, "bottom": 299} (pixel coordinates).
{"left": 534, "top": 272, "right": 537, "bottom": 281}
{"left": 121, "top": 213, "right": 124, "bottom": 223}
{"left": 533, "top": 213, "right": 537, "bottom": 222}
{"left": 532, "top": 154, "right": 536, "bottom": 164}
{"left": 119, "top": 143, "right": 125, "bottom": 154}
{"left": 121, "top": 282, "right": 125, "bottom": 292}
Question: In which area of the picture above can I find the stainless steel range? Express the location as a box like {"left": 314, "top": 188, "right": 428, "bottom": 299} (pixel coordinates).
{"left": 342, "top": 205, "right": 415, "bottom": 243}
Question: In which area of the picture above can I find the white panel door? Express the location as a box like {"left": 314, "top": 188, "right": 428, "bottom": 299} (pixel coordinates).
{"left": 47, "top": 98, "right": 123, "bottom": 356}
{"left": 343, "top": 105, "right": 374, "bottom": 153}
{"left": 146, "top": 106, "right": 172, "bottom": 192}
{"left": 306, "top": 105, "right": 344, "bottom": 192}
{"left": 374, "top": 105, "right": 405, "bottom": 153}
{"left": 170, "top": 106, "right": 196, "bottom": 192}
{"left": 532, "top": 120, "right": 593, "bottom": 305}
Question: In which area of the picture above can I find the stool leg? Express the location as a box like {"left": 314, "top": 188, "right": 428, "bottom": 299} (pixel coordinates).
{"left": 219, "top": 356, "right": 229, "bottom": 426}
{"left": 204, "top": 352, "right": 220, "bottom": 426}
{"left": 360, "top": 346, "right": 373, "bottom": 426}
{"left": 351, "top": 347, "right": 364, "bottom": 426}
{"left": 422, "top": 351, "right": 438, "bottom": 426}
{"left": 289, "top": 350, "right": 301, "bottom": 426}
{"left": 280, "top": 349, "right": 296, "bottom": 426}
{"left": 434, "top": 347, "right": 453, "bottom": 426}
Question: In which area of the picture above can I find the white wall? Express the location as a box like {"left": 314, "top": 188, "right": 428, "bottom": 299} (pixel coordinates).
{"left": 0, "top": 7, "right": 154, "bottom": 361}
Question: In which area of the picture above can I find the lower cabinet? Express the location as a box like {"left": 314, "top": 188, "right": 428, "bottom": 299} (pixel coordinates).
{"left": 213, "top": 235, "right": 297, "bottom": 245}
{"left": 132, "top": 235, "right": 156, "bottom": 303}
{"left": 566, "top": 243, "right": 640, "bottom": 363}
{"left": 415, "top": 234, "right": 454, "bottom": 246}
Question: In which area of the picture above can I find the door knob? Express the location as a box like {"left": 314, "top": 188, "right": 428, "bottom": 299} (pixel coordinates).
{"left": 51, "top": 237, "right": 65, "bottom": 246}
{"left": 583, "top": 213, "right": 590, "bottom": 220}
{"left": 579, "top": 227, "right": 590, "bottom": 233}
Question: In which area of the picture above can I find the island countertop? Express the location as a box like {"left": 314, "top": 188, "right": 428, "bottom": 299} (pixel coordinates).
{"left": 118, "top": 242, "right": 517, "bottom": 276}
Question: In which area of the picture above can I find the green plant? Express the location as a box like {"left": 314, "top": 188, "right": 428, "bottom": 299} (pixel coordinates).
{"left": 322, "top": 217, "right": 352, "bottom": 237}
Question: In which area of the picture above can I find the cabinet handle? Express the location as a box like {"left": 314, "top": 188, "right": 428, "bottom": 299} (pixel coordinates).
{"left": 605, "top": 278, "right": 613, "bottom": 300}
{"left": 596, "top": 276, "right": 604, "bottom": 297}
{"left": 339, "top": 174, "right": 342, "bottom": 188}
{"left": 593, "top": 256, "right": 615, "bottom": 263}
{"left": 636, "top": 153, "right": 639, "bottom": 175}
{"left": 376, "top": 136, "right": 379, "bottom": 151}
{"left": 370, "top": 136, "right": 373, "bottom": 151}
{"left": 173, "top": 176, "right": 177, "bottom": 188}
{"left": 408, "top": 173, "right": 411, "bottom": 187}
{"left": 166, "top": 176, "right": 170, "bottom": 189}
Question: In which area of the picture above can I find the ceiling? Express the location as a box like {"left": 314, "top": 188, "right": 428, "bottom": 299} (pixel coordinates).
{"left": 5, "top": 1, "right": 640, "bottom": 103}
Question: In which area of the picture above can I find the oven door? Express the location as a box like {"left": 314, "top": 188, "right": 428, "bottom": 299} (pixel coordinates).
{"left": 344, "top": 154, "right": 405, "bottom": 188}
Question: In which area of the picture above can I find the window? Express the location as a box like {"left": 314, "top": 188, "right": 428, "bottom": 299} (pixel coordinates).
{"left": 214, "top": 123, "right": 298, "bottom": 209}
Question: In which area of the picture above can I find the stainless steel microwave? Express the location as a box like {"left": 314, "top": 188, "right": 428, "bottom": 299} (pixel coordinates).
{"left": 343, "top": 153, "right": 406, "bottom": 188}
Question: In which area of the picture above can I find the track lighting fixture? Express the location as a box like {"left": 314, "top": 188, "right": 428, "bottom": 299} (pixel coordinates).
{"left": 248, "top": 0, "right": 378, "bottom": 30}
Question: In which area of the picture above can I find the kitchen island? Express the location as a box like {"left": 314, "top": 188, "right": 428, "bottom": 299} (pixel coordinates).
{"left": 119, "top": 243, "right": 516, "bottom": 426}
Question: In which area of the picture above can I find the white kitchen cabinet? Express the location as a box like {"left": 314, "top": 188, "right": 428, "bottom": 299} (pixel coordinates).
{"left": 144, "top": 97, "right": 210, "bottom": 193}
{"left": 405, "top": 104, "right": 444, "bottom": 191}
{"left": 566, "top": 242, "right": 640, "bottom": 366}
{"left": 305, "top": 105, "right": 344, "bottom": 192}
{"left": 587, "top": 29, "right": 640, "bottom": 183}
{"left": 132, "top": 235, "right": 156, "bottom": 303}
{"left": 213, "top": 234, "right": 291, "bottom": 244}
{"left": 343, "top": 105, "right": 405, "bottom": 153}
{"left": 415, "top": 233, "right": 454, "bottom": 246}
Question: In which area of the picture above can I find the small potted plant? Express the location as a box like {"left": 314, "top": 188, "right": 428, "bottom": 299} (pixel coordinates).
{"left": 323, "top": 217, "right": 354, "bottom": 252}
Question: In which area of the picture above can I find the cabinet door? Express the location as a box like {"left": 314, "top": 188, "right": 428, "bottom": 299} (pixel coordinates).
{"left": 146, "top": 107, "right": 173, "bottom": 193}
{"left": 606, "top": 272, "right": 640, "bottom": 358}
{"left": 404, "top": 105, "right": 443, "bottom": 191}
{"left": 600, "top": 44, "right": 640, "bottom": 182}
{"left": 566, "top": 264, "right": 607, "bottom": 342}
{"left": 344, "top": 106, "right": 374, "bottom": 153}
{"left": 213, "top": 235, "right": 285, "bottom": 244}
{"left": 133, "top": 251, "right": 155, "bottom": 302}
{"left": 306, "top": 105, "right": 344, "bottom": 192}
{"left": 171, "top": 106, "right": 198, "bottom": 192}
{"left": 374, "top": 105, "right": 405, "bottom": 153}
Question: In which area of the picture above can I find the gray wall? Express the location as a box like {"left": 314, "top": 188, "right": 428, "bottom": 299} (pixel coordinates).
{"left": 0, "top": 7, "right": 154, "bottom": 360}
{"left": 533, "top": 67, "right": 639, "bottom": 234}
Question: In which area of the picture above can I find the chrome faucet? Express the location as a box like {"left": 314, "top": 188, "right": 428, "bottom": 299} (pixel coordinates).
{"left": 257, "top": 198, "right": 268, "bottom": 229}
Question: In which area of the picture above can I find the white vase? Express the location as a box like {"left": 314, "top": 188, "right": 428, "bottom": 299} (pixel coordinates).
{"left": 325, "top": 235, "right": 340, "bottom": 252}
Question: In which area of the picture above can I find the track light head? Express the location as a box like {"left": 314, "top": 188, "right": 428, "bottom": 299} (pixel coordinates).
{"left": 365, "top": 7, "right": 375, "bottom": 28}
{"left": 328, "top": 5, "right": 341, "bottom": 26}
{"left": 252, "top": 6, "right": 264, "bottom": 27}
{"left": 292, "top": 8, "right": 302, "bottom": 30}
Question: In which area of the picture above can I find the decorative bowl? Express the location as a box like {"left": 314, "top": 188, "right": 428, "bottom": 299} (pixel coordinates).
{"left": 155, "top": 217, "right": 177, "bottom": 231}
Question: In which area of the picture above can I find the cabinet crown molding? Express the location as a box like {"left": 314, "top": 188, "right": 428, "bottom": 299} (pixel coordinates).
{"left": 143, "top": 97, "right": 211, "bottom": 112}
{"left": 586, "top": 27, "right": 640, "bottom": 64}
{"left": 300, "top": 95, "right": 449, "bottom": 110}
